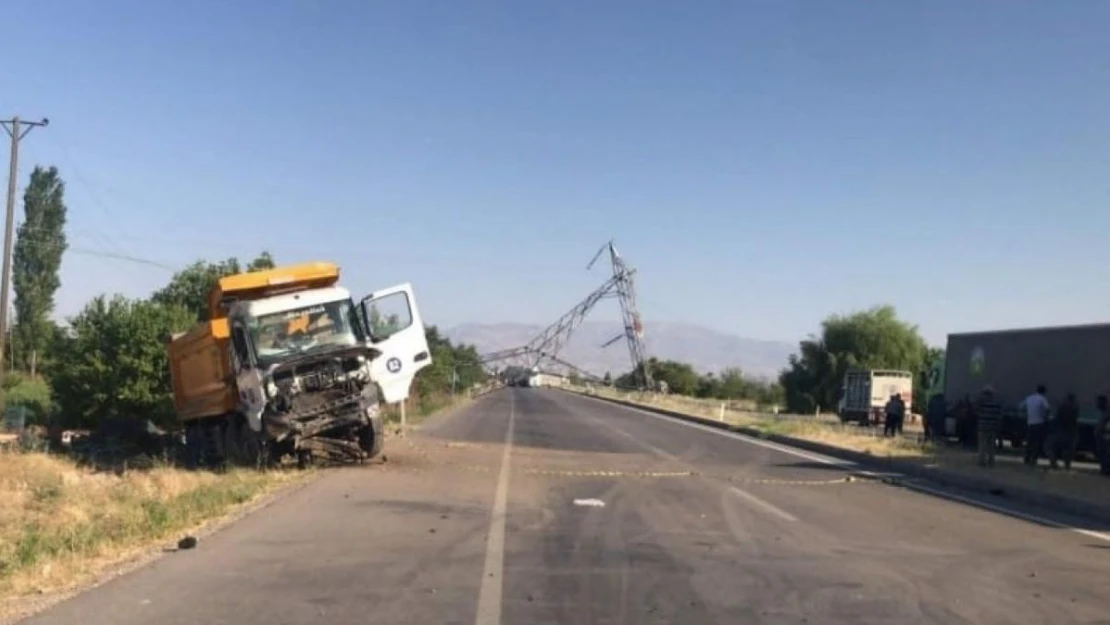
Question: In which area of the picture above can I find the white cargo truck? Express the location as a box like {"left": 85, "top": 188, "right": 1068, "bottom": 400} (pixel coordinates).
{"left": 837, "top": 369, "right": 914, "bottom": 425}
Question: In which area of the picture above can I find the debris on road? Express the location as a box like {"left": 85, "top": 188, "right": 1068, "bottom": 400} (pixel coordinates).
{"left": 573, "top": 498, "right": 606, "bottom": 507}
{"left": 177, "top": 536, "right": 198, "bottom": 550}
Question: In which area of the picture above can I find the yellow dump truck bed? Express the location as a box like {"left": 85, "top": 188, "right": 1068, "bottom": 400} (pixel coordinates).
{"left": 168, "top": 317, "right": 236, "bottom": 421}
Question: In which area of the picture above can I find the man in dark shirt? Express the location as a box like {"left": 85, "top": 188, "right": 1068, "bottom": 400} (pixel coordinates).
{"left": 1096, "top": 395, "right": 1110, "bottom": 476}
{"left": 926, "top": 392, "right": 947, "bottom": 442}
{"left": 974, "top": 386, "right": 1003, "bottom": 468}
{"left": 1050, "top": 393, "right": 1079, "bottom": 470}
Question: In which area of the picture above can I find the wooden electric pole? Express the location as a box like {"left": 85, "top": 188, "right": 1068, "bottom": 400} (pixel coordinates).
{"left": 0, "top": 116, "right": 48, "bottom": 410}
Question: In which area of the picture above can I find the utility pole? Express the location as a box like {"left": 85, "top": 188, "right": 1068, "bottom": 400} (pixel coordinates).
{"left": 0, "top": 116, "right": 49, "bottom": 406}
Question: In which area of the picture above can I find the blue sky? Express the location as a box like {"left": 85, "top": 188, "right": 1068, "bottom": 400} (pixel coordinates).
{"left": 1, "top": 1, "right": 1109, "bottom": 347}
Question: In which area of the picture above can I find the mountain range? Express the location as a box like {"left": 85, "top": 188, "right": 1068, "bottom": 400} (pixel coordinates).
{"left": 443, "top": 321, "right": 797, "bottom": 380}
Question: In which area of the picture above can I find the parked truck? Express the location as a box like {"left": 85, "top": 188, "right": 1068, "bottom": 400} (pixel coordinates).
{"left": 168, "top": 261, "right": 432, "bottom": 468}
{"left": 837, "top": 368, "right": 914, "bottom": 425}
{"left": 939, "top": 323, "right": 1110, "bottom": 455}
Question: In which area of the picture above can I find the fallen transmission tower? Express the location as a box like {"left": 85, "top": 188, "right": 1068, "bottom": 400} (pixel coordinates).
{"left": 481, "top": 240, "right": 653, "bottom": 389}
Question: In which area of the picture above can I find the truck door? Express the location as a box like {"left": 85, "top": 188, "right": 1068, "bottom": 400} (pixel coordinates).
{"left": 358, "top": 283, "right": 433, "bottom": 404}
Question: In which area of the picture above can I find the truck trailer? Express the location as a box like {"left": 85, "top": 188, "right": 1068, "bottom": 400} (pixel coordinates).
{"left": 941, "top": 323, "right": 1110, "bottom": 454}
{"left": 168, "top": 261, "right": 432, "bottom": 468}
{"left": 837, "top": 369, "right": 914, "bottom": 425}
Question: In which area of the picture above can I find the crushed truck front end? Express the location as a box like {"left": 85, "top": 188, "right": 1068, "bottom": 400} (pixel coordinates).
{"left": 168, "top": 262, "right": 432, "bottom": 468}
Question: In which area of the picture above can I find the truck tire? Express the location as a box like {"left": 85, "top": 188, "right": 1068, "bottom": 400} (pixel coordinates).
{"left": 184, "top": 422, "right": 203, "bottom": 469}
{"left": 358, "top": 416, "right": 384, "bottom": 460}
{"left": 224, "top": 415, "right": 268, "bottom": 469}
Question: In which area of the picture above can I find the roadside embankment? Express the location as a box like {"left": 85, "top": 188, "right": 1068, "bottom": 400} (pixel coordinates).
{"left": 567, "top": 385, "right": 1110, "bottom": 523}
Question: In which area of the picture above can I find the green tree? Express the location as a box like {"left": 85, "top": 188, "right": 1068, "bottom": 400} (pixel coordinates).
{"left": 408, "top": 325, "right": 487, "bottom": 405}
{"left": 151, "top": 252, "right": 276, "bottom": 322}
{"left": 12, "top": 166, "right": 68, "bottom": 371}
{"left": 3, "top": 372, "right": 54, "bottom": 425}
{"left": 618, "top": 358, "right": 700, "bottom": 395}
{"left": 778, "top": 305, "right": 928, "bottom": 414}
{"left": 696, "top": 372, "right": 720, "bottom": 398}
{"left": 602, "top": 371, "right": 612, "bottom": 386}
{"left": 247, "top": 252, "right": 275, "bottom": 271}
{"left": 49, "top": 295, "right": 194, "bottom": 429}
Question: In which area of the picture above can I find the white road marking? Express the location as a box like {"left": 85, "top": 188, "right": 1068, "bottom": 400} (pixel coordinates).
{"left": 573, "top": 392, "right": 1110, "bottom": 543}
{"left": 474, "top": 392, "right": 515, "bottom": 625}
{"left": 587, "top": 405, "right": 804, "bottom": 523}
{"left": 905, "top": 481, "right": 1110, "bottom": 544}
{"left": 729, "top": 486, "right": 798, "bottom": 522}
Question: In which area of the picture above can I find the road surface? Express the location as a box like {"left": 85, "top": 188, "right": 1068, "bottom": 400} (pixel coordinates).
{"left": 21, "top": 388, "right": 1110, "bottom": 625}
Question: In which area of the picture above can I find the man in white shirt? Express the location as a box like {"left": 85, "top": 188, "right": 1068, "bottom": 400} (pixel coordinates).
{"left": 1020, "top": 384, "right": 1051, "bottom": 466}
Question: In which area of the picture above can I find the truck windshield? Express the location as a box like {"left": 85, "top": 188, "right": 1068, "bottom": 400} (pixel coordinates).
{"left": 248, "top": 299, "right": 363, "bottom": 365}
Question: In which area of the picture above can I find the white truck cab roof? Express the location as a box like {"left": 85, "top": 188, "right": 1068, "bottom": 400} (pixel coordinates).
{"left": 236, "top": 286, "right": 353, "bottom": 319}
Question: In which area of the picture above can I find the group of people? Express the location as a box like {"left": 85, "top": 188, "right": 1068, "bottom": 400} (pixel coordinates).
{"left": 882, "top": 393, "right": 907, "bottom": 437}
{"left": 950, "top": 384, "right": 1106, "bottom": 470}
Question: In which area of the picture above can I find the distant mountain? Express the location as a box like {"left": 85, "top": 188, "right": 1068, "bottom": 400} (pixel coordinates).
{"left": 443, "top": 321, "right": 796, "bottom": 380}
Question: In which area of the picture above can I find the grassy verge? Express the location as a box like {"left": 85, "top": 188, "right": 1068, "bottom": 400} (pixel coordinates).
{"left": 575, "top": 385, "right": 932, "bottom": 459}
{"left": 0, "top": 450, "right": 304, "bottom": 599}
{"left": 735, "top": 417, "right": 932, "bottom": 458}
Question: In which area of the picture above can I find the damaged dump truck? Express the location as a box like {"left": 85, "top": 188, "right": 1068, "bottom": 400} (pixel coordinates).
{"left": 168, "top": 261, "right": 432, "bottom": 468}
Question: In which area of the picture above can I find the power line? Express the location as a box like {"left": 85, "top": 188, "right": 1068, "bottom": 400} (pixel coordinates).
{"left": 41, "top": 132, "right": 145, "bottom": 278}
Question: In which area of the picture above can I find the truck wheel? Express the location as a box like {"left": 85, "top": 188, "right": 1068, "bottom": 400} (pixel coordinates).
{"left": 224, "top": 417, "right": 268, "bottom": 469}
{"left": 237, "top": 425, "right": 268, "bottom": 470}
{"left": 184, "top": 422, "right": 203, "bottom": 469}
{"left": 358, "top": 417, "right": 384, "bottom": 460}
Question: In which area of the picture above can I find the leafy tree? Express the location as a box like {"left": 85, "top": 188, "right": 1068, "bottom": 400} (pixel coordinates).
{"left": 778, "top": 305, "right": 928, "bottom": 414}
{"left": 49, "top": 295, "right": 194, "bottom": 429}
{"left": 151, "top": 252, "right": 276, "bottom": 322}
{"left": 247, "top": 252, "right": 275, "bottom": 271}
{"left": 696, "top": 372, "right": 720, "bottom": 398}
{"left": 12, "top": 166, "right": 68, "bottom": 371}
{"left": 408, "top": 325, "right": 487, "bottom": 405}
{"left": 617, "top": 358, "right": 701, "bottom": 394}
{"left": 602, "top": 371, "right": 612, "bottom": 386}
{"left": 3, "top": 372, "right": 54, "bottom": 425}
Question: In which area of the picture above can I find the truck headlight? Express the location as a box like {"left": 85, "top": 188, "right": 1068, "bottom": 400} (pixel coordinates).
{"left": 266, "top": 380, "right": 278, "bottom": 398}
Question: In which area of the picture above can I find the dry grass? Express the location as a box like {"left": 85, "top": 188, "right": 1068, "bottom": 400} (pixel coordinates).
{"left": 0, "top": 450, "right": 302, "bottom": 599}
{"left": 733, "top": 417, "right": 931, "bottom": 458}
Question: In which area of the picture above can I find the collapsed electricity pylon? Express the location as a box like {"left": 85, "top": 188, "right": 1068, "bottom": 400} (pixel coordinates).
{"left": 480, "top": 240, "right": 653, "bottom": 389}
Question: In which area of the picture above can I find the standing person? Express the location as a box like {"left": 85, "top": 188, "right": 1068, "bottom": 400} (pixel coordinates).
{"left": 974, "top": 385, "right": 1003, "bottom": 467}
{"left": 1097, "top": 395, "right": 1110, "bottom": 476}
{"left": 926, "top": 392, "right": 947, "bottom": 442}
{"left": 884, "top": 394, "right": 905, "bottom": 437}
{"left": 1020, "top": 384, "right": 1051, "bottom": 466}
{"left": 894, "top": 393, "right": 906, "bottom": 435}
{"left": 1050, "top": 393, "right": 1079, "bottom": 470}
{"left": 883, "top": 394, "right": 897, "bottom": 437}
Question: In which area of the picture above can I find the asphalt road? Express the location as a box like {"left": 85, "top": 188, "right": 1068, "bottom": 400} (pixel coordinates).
{"left": 20, "top": 388, "right": 1110, "bottom": 625}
